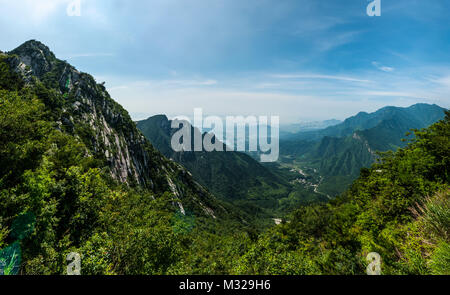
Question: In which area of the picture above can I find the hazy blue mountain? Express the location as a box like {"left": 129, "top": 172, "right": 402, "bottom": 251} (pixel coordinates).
{"left": 279, "top": 103, "right": 447, "bottom": 196}
{"left": 286, "top": 104, "right": 446, "bottom": 142}
{"left": 280, "top": 119, "right": 342, "bottom": 137}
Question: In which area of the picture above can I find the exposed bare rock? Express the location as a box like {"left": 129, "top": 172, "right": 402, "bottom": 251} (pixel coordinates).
{"left": 4, "top": 40, "right": 228, "bottom": 219}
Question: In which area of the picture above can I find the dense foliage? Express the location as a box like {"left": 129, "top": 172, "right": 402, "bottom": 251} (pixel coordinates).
{"left": 231, "top": 112, "right": 449, "bottom": 274}
{"left": 0, "top": 46, "right": 448, "bottom": 275}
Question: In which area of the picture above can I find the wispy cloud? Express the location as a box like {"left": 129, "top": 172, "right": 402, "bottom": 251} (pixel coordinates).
{"left": 0, "top": 0, "right": 65, "bottom": 23}
{"left": 107, "top": 81, "right": 401, "bottom": 123}
{"left": 372, "top": 61, "right": 395, "bottom": 72}
{"left": 63, "top": 53, "right": 115, "bottom": 59}
{"left": 108, "top": 78, "right": 218, "bottom": 91}
{"left": 316, "top": 31, "right": 362, "bottom": 52}
{"left": 430, "top": 76, "right": 450, "bottom": 88}
{"left": 270, "top": 73, "right": 372, "bottom": 83}
{"left": 355, "top": 91, "right": 420, "bottom": 98}
{"left": 102, "top": 67, "right": 449, "bottom": 123}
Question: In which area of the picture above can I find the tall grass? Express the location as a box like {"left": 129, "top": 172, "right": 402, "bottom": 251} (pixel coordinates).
{"left": 411, "top": 190, "right": 449, "bottom": 241}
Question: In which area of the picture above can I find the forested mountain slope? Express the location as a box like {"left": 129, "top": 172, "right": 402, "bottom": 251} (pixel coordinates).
{"left": 235, "top": 111, "right": 449, "bottom": 274}
{"left": 279, "top": 104, "right": 447, "bottom": 196}
{"left": 0, "top": 41, "right": 251, "bottom": 274}
{"left": 287, "top": 104, "right": 446, "bottom": 142}
{"left": 137, "top": 115, "right": 291, "bottom": 205}
{"left": 2, "top": 40, "right": 230, "bottom": 219}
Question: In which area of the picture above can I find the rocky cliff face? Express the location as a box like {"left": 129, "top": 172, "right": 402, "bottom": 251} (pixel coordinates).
{"left": 8, "top": 40, "right": 151, "bottom": 186}
{"left": 5, "top": 40, "right": 225, "bottom": 218}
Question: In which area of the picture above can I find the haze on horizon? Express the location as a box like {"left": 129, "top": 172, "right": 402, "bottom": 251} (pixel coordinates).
{"left": 1, "top": 0, "right": 449, "bottom": 123}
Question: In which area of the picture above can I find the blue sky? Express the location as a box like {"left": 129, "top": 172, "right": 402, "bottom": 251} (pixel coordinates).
{"left": 1, "top": 0, "right": 449, "bottom": 123}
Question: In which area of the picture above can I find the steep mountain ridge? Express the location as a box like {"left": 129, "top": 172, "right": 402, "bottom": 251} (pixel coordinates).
{"left": 9, "top": 40, "right": 151, "bottom": 186}
{"left": 137, "top": 115, "right": 292, "bottom": 205}
{"left": 4, "top": 40, "right": 228, "bottom": 219}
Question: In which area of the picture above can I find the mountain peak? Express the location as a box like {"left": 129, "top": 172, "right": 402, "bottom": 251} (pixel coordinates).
{"left": 11, "top": 40, "right": 54, "bottom": 57}
{"left": 9, "top": 40, "right": 56, "bottom": 78}
{"left": 1, "top": 41, "right": 227, "bottom": 219}
{"left": 408, "top": 103, "right": 441, "bottom": 110}
{"left": 147, "top": 114, "right": 169, "bottom": 122}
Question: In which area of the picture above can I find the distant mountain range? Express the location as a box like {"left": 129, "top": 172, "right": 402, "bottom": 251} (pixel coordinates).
{"left": 279, "top": 103, "right": 447, "bottom": 196}
{"left": 137, "top": 104, "right": 447, "bottom": 202}
{"left": 280, "top": 119, "right": 342, "bottom": 136}
{"left": 286, "top": 104, "right": 445, "bottom": 141}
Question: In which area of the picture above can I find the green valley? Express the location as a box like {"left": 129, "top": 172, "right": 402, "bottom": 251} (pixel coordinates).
{"left": 277, "top": 104, "right": 447, "bottom": 197}
{"left": 137, "top": 114, "right": 327, "bottom": 222}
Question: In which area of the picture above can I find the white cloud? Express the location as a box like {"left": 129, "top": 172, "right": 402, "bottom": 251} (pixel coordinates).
{"left": 100, "top": 66, "right": 450, "bottom": 124}
{"left": 430, "top": 76, "right": 450, "bottom": 88}
{"left": 62, "top": 53, "right": 115, "bottom": 59}
{"left": 372, "top": 61, "right": 395, "bottom": 72}
{"left": 111, "top": 79, "right": 218, "bottom": 89}
{"left": 270, "top": 73, "right": 372, "bottom": 83}
{"left": 0, "top": 0, "right": 66, "bottom": 23}
{"left": 354, "top": 91, "right": 420, "bottom": 98}
{"left": 316, "top": 31, "right": 361, "bottom": 52}
{"left": 102, "top": 77, "right": 433, "bottom": 124}
{"left": 0, "top": 0, "right": 108, "bottom": 27}
{"left": 107, "top": 84, "right": 384, "bottom": 123}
